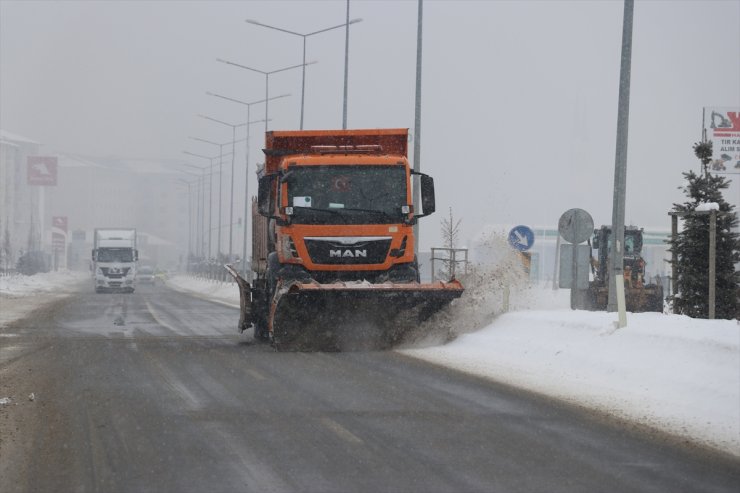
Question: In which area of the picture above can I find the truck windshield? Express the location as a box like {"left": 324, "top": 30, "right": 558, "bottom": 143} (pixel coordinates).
{"left": 98, "top": 248, "right": 134, "bottom": 263}
{"left": 285, "top": 165, "right": 407, "bottom": 225}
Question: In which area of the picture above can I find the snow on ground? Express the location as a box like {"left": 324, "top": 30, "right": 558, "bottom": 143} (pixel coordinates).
{"left": 0, "top": 270, "right": 89, "bottom": 297}
{"left": 165, "top": 275, "right": 240, "bottom": 308}
{"left": 0, "top": 270, "right": 89, "bottom": 326}
{"left": 2, "top": 272, "right": 738, "bottom": 457}
{"left": 402, "top": 293, "right": 740, "bottom": 457}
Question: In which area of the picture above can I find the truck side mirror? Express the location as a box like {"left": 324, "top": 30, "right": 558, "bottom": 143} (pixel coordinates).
{"left": 91, "top": 249, "right": 96, "bottom": 261}
{"left": 257, "top": 175, "right": 277, "bottom": 217}
{"left": 419, "top": 174, "right": 436, "bottom": 217}
{"left": 135, "top": 250, "right": 139, "bottom": 261}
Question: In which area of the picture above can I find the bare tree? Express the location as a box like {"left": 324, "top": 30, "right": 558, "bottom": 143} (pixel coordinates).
{"left": 440, "top": 207, "right": 461, "bottom": 250}
{"left": 438, "top": 207, "right": 462, "bottom": 280}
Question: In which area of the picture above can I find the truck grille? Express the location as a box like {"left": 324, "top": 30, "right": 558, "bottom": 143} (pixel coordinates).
{"left": 304, "top": 237, "right": 391, "bottom": 265}
{"left": 101, "top": 267, "right": 130, "bottom": 279}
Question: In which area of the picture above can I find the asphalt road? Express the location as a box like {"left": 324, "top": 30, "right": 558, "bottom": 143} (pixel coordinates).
{"left": 1, "top": 281, "right": 738, "bottom": 493}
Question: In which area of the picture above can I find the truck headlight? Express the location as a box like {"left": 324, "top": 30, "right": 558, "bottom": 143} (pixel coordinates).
{"left": 281, "top": 236, "right": 300, "bottom": 259}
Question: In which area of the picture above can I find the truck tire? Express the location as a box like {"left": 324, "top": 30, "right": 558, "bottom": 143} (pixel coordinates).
{"left": 253, "top": 324, "right": 270, "bottom": 342}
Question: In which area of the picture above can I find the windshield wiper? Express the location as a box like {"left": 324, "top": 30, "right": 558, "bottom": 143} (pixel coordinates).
{"left": 337, "top": 208, "right": 398, "bottom": 221}
{"left": 292, "top": 206, "right": 348, "bottom": 223}
{"left": 293, "top": 206, "right": 340, "bottom": 215}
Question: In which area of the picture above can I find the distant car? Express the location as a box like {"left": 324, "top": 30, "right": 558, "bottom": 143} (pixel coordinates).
{"left": 137, "top": 266, "right": 156, "bottom": 284}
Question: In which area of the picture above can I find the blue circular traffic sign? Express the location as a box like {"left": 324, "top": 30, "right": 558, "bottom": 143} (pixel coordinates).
{"left": 508, "top": 225, "right": 535, "bottom": 251}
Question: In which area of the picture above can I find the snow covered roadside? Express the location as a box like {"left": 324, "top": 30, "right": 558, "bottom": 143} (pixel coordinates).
{"left": 401, "top": 309, "right": 740, "bottom": 457}
{"left": 164, "top": 275, "right": 240, "bottom": 309}
{"left": 0, "top": 271, "right": 90, "bottom": 327}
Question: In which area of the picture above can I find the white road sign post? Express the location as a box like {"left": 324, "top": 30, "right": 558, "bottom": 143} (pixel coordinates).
{"left": 558, "top": 208, "right": 594, "bottom": 311}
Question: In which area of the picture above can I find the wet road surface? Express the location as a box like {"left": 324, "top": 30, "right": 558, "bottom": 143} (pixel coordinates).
{"left": 1, "top": 282, "right": 738, "bottom": 492}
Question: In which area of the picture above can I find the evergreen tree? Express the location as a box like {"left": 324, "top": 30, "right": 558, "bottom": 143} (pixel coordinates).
{"left": 669, "top": 168, "right": 739, "bottom": 319}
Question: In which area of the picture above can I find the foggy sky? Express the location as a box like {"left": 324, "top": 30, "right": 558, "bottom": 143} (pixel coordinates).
{"left": 1, "top": 0, "right": 739, "bottom": 250}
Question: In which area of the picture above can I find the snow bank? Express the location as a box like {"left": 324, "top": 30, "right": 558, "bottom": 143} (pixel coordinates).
{"left": 164, "top": 275, "right": 240, "bottom": 308}
{"left": 0, "top": 270, "right": 88, "bottom": 297}
{"left": 0, "top": 270, "right": 89, "bottom": 328}
{"left": 402, "top": 308, "right": 740, "bottom": 456}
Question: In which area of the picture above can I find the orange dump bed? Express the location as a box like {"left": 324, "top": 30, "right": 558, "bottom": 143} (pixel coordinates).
{"left": 264, "top": 128, "right": 409, "bottom": 173}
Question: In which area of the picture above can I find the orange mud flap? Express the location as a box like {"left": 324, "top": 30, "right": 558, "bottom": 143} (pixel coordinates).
{"left": 268, "top": 279, "right": 464, "bottom": 352}
{"left": 225, "top": 265, "right": 253, "bottom": 333}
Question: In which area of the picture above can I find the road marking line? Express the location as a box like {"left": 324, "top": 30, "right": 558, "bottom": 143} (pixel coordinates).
{"left": 246, "top": 369, "right": 266, "bottom": 381}
{"left": 320, "top": 417, "right": 363, "bottom": 445}
{"left": 145, "top": 301, "right": 179, "bottom": 333}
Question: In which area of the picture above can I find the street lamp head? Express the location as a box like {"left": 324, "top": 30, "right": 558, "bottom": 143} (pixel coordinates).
{"left": 183, "top": 150, "right": 233, "bottom": 160}
{"left": 247, "top": 17, "right": 362, "bottom": 37}
{"left": 189, "top": 136, "right": 221, "bottom": 146}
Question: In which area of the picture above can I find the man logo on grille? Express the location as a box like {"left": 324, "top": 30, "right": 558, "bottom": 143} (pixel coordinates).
{"left": 330, "top": 249, "right": 367, "bottom": 258}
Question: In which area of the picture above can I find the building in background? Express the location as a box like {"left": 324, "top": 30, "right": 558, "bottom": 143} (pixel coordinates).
{"left": 0, "top": 130, "right": 42, "bottom": 272}
{"left": 1, "top": 131, "right": 189, "bottom": 273}
{"left": 44, "top": 154, "right": 188, "bottom": 271}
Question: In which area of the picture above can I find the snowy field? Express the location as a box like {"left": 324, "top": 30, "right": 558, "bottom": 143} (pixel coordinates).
{"left": 1, "top": 271, "right": 738, "bottom": 457}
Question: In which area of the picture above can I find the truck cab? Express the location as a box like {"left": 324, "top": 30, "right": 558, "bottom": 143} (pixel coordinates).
{"left": 258, "top": 149, "right": 435, "bottom": 284}
{"left": 92, "top": 229, "right": 138, "bottom": 293}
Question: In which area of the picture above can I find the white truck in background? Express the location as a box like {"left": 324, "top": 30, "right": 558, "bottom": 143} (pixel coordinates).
{"left": 92, "top": 228, "right": 138, "bottom": 293}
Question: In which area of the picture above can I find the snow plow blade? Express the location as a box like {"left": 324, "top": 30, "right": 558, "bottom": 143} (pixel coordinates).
{"left": 269, "top": 280, "right": 464, "bottom": 351}
{"left": 225, "top": 264, "right": 253, "bottom": 333}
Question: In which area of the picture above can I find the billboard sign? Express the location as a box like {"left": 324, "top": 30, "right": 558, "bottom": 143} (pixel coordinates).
{"left": 52, "top": 216, "right": 68, "bottom": 252}
{"left": 704, "top": 108, "right": 740, "bottom": 171}
{"left": 27, "top": 156, "right": 58, "bottom": 186}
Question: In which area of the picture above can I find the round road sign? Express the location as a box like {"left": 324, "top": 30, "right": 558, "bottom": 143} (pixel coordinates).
{"left": 508, "top": 225, "right": 535, "bottom": 251}
{"left": 558, "top": 208, "right": 594, "bottom": 244}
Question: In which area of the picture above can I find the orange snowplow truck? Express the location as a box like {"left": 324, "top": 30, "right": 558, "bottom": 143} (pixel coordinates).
{"left": 226, "top": 128, "right": 463, "bottom": 351}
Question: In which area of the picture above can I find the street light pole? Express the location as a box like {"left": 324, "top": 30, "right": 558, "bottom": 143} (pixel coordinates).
{"left": 413, "top": 0, "right": 424, "bottom": 255}
{"left": 183, "top": 150, "right": 232, "bottom": 259}
{"left": 197, "top": 115, "right": 249, "bottom": 262}
{"left": 177, "top": 174, "right": 204, "bottom": 256}
{"left": 179, "top": 163, "right": 209, "bottom": 257}
{"left": 342, "top": 0, "right": 350, "bottom": 129}
{"left": 177, "top": 179, "right": 195, "bottom": 268}
{"left": 245, "top": 17, "right": 361, "bottom": 129}
{"left": 190, "top": 136, "right": 246, "bottom": 259}
{"left": 217, "top": 58, "right": 316, "bottom": 133}
{"left": 206, "top": 91, "right": 289, "bottom": 277}
{"left": 607, "top": 0, "right": 634, "bottom": 317}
